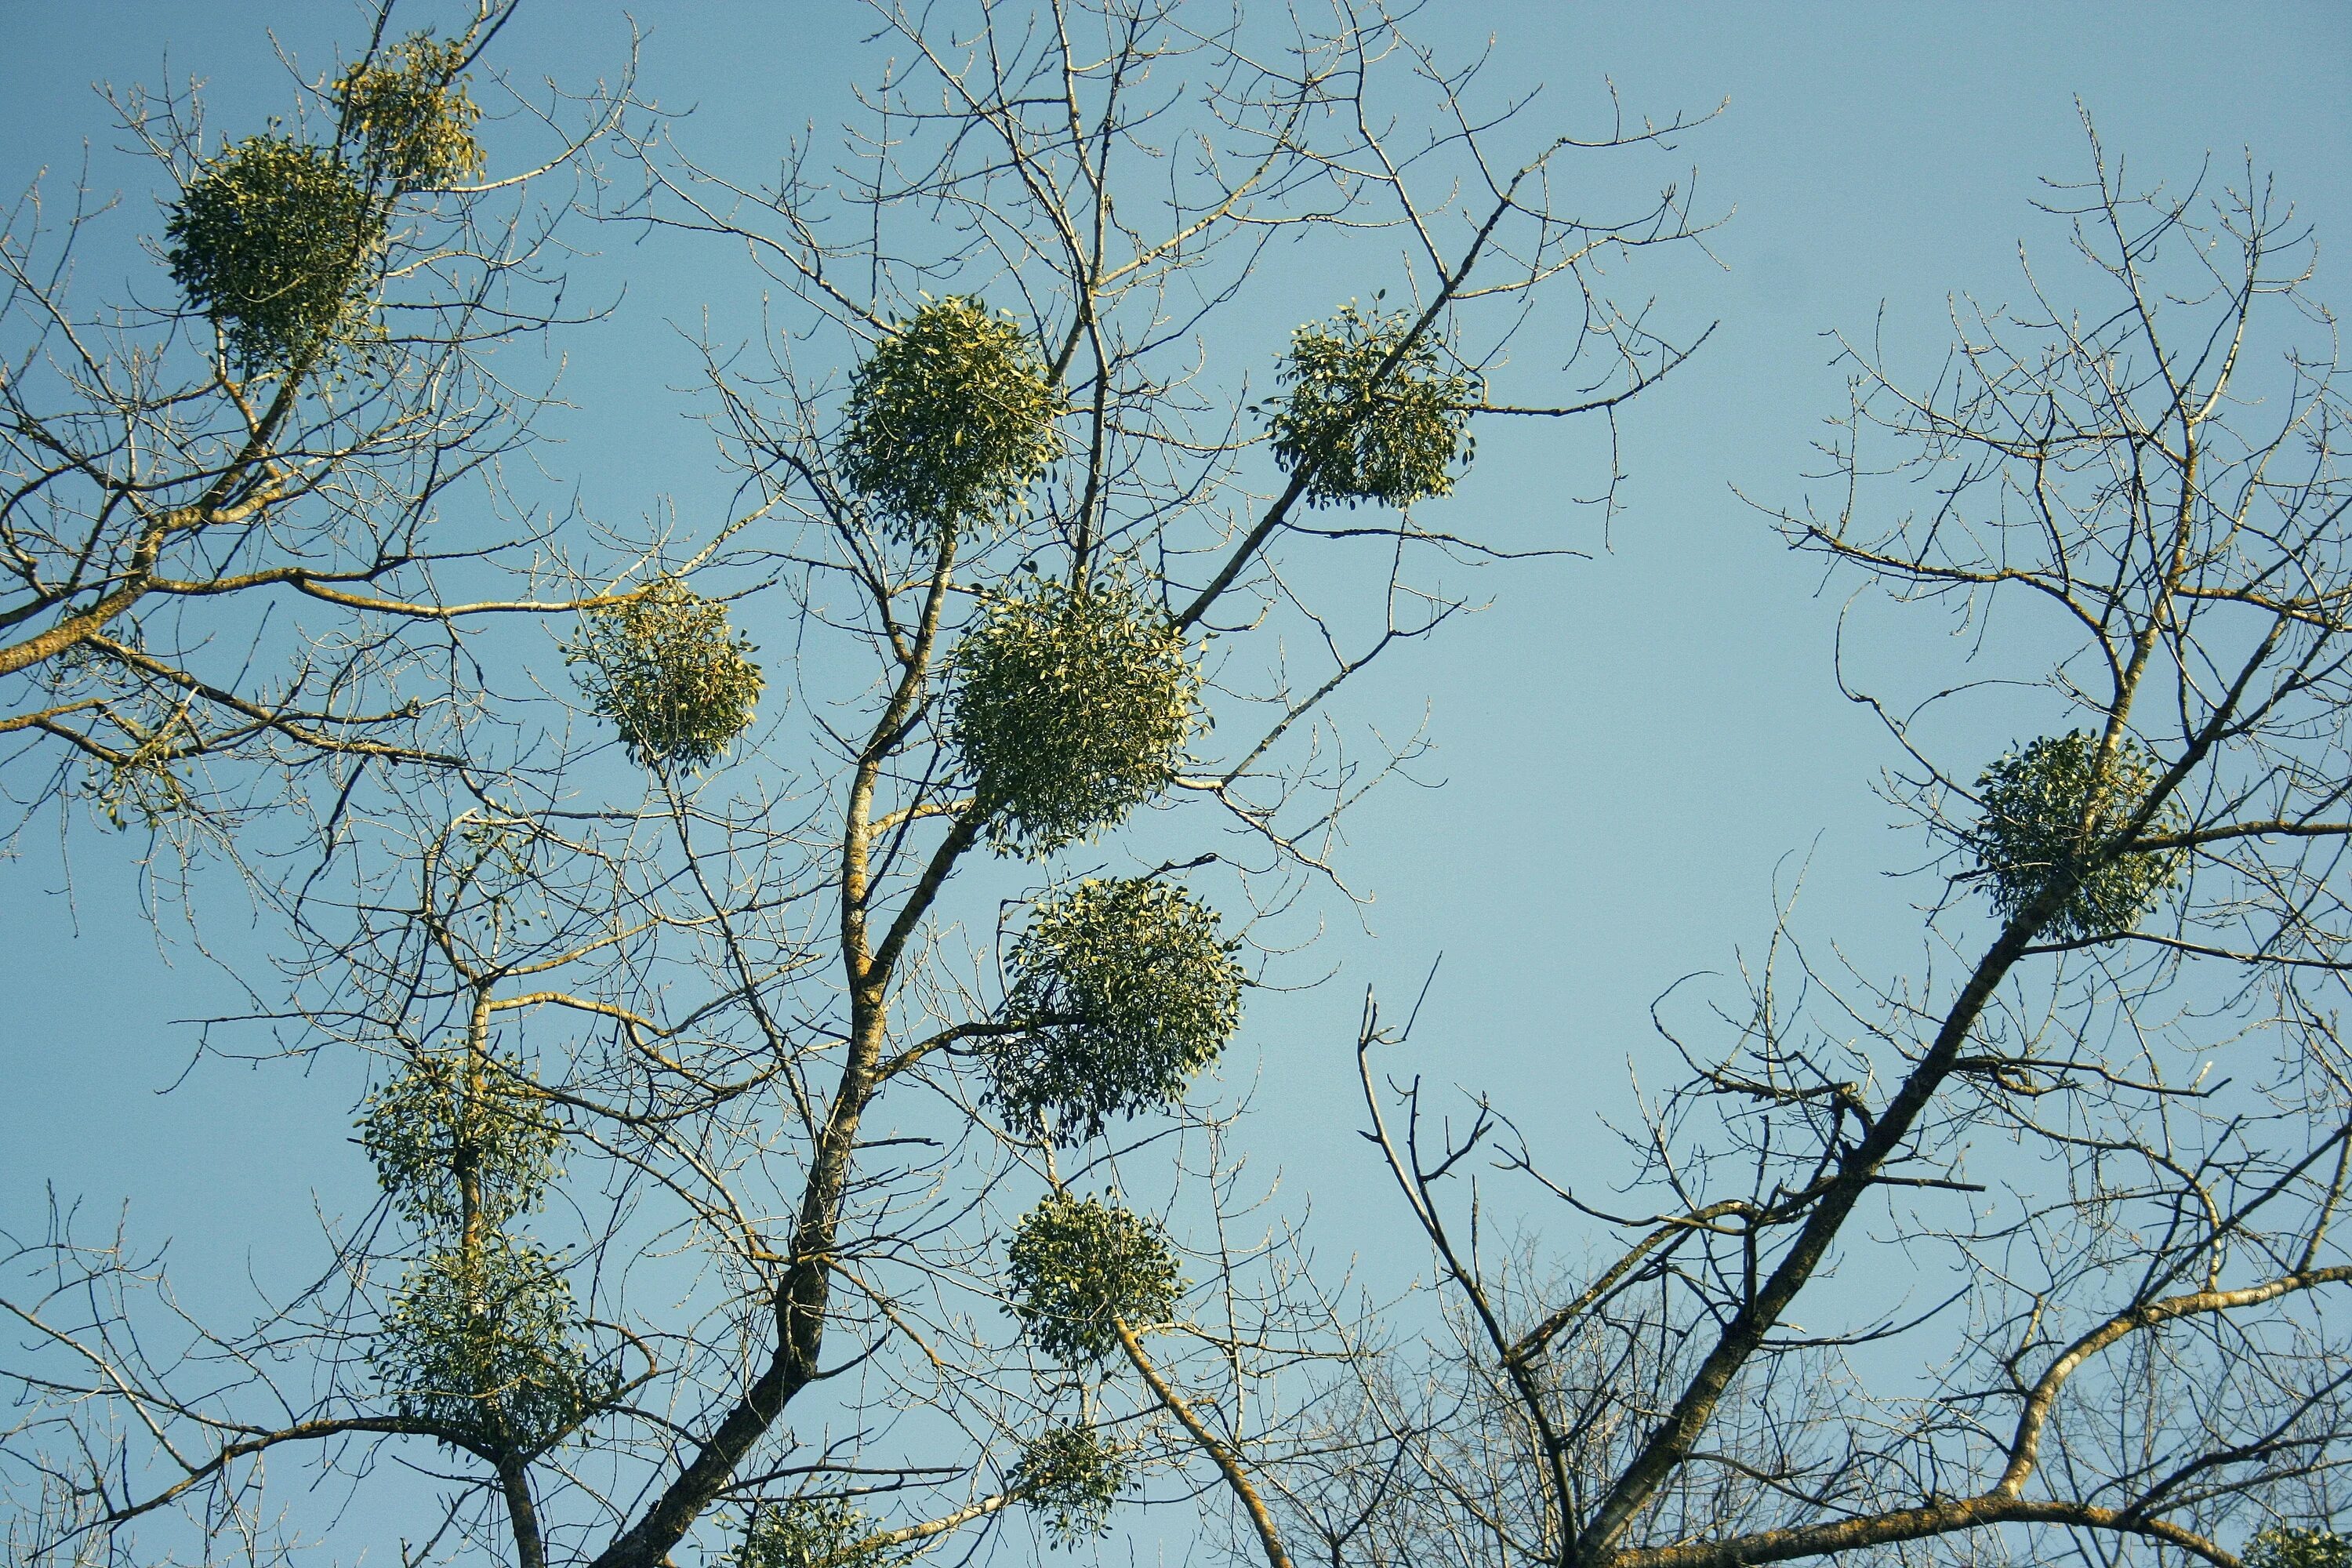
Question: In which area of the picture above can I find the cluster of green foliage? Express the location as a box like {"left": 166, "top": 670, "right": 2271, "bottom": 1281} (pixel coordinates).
{"left": 165, "top": 30, "right": 481, "bottom": 372}
{"left": 333, "top": 31, "right": 486, "bottom": 193}
{"left": 1971, "top": 730, "right": 2187, "bottom": 941}
{"left": 359, "top": 1051, "right": 561, "bottom": 1230}
{"left": 949, "top": 578, "right": 1197, "bottom": 857}
{"left": 568, "top": 580, "right": 765, "bottom": 769}
{"left": 372, "top": 1236, "right": 611, "bottom": 1454}
{"left": 1268, "top": 301, "right": 1476, "bottom": 508}
{"left": 990, "top": 877, "right": 1243, "bottom": 1143}
{"left": 165, "top": 136, "right": 377, "bottom": 370}
{"left": 1005, "top": 1193, "right": 1182, "bottom": 1367}
{"left": 837, "top": 296, "right": 1062, "bottom": 538}
{"left": 1013, "top": 1423, "right": 1131, "bottom": 1548}
{"left": 361, "top": 1047, "right": 603, "bottom": 1454}
{"left": 2250, "top": 1530, "right": 2352, "bottom": 1568}
{"left": 728, "top": 1497, "right": 895, "bottom": 1568}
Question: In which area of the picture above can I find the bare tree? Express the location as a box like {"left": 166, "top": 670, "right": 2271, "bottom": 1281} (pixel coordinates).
{"left": 1283, "top": 129, "right": 2352, "bottom": 1568}
{"left": 1, "top": 3, "right": 1711, "bottom": 1566}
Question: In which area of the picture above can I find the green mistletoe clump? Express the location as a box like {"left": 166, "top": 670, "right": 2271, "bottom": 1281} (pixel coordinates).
{"left": 168, "top": 31, "right": 482, "bottom": 372}
{"left": 1014, "top": 1422, "right": 1131, "bottom": 1548}
{"left": 2249, "top": 1530, "right": 2352, "bottom": 1568}
{"left": 361, "top": 1040, "right": 606, "bottom": 1456}
{"left": 1005, "top": 1193, "right": 1181, "bottom": 1367}
{"left": 1268, "top": 301, "right": 1476, "bottom": 508}
{"left": 568, "top": 580, "right": 765, "bottom": 770}
{"left": 333, "top": 31, "right": 487, "bottom": 193}
{"left": 371, "top": 1236, "right": 610, "bottom": 1454}
{"left": 837, "top": 296, "right": 1061, "bottom": 539}
{"left": 990, "top": 877, "right": 1242, "bottom": 1142}
{"left": 359, "top": 1051, "right": 561, "bottom": 1230}
{"left": 728, "top": 1497, "right": 898, "bottom": 1568}
{"left": 949, "top": 577, "right": 1196, "bottom": 858}
{"left": 167, "top": 136, "right": 376, "bottom": 370}
{"left": 1970, "top": 731, "right": 2186, "bottom": 941}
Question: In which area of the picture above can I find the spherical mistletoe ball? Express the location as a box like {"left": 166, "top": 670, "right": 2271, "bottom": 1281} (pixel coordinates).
{"left": 372, "top": 1238, "right": 609, "bottom": 1454}
{"left": 166, "top": 136, "right": 378, "bottom": 370}
{"left": 949, "top": 578, "right": 1198, "bottom": 858}
{"left": 730, "top": 1498, "right": 881, "bottom": 1568}
{"left": 837, "top": 296, "right": 1062, "bottom": 538}
{"left": 1005, "top": 1192, "right": 1181, "bottom": 1366}
{"left": 1971, "top": 731, "right": 2186, "bottom": 942}
{"left": 990, "top": 878, "right": 1243, "bottom": 1144}
{"left": 567, "top": 581, "right": 764, "bottom": 770}
{"left": 1014, "top": 1423, "right": 1131, "bottom": 1547}
{"left": 358, "top": 1051, "right": 561, "bottom": 1231}
{"left": 333, "top": 31, "right": 487, "bottom": 194}
{"left": 1268, "top": 301, "right": 1476, "bottom": 509}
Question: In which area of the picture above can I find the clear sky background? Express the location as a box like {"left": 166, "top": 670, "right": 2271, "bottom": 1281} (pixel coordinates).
{"left": 3, "top": 1, "right": 2350, "bottom": 1557}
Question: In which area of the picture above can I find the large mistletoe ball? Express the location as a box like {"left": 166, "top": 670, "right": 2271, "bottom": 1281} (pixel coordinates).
{"left": 166, "top": 136, "right": 377, "bottom": 370}
{"left": 990, "top": 877, "right": 1242, "bottom": 1144}
{"left": 372, "top": 1237, "right": 609, "bottom": 1454}
{"left": 1004, "top": 1193, "right": 1181, "bottom": 1367}
{"left": 729, "top": 1497, "right": 881, "bottom": 1568}
{"left": 358, "top": 1051, "right": 561, "bottom": 1231}
{"left": 1014, "top": 1423, "right": 1131, "bottom": 1547}
{"left": 1970, "top": 730, "right": 2186, "bottom": 942}
{"left": 949, "top": 578, "right": 1197, "bottom": 858}
{"left": 1268, "top": 302, "right": 1476, "bottom": 509}
{"left": 568, "top": 581, "right": 764, "bottom": 771}
{"left": 837, "top": 296, "right": 1062, "bottom": 538}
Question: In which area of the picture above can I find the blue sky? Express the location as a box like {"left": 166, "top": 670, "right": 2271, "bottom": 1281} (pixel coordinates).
{"left": 3, "top": 0, "right": 2350, "bottom": 1555}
